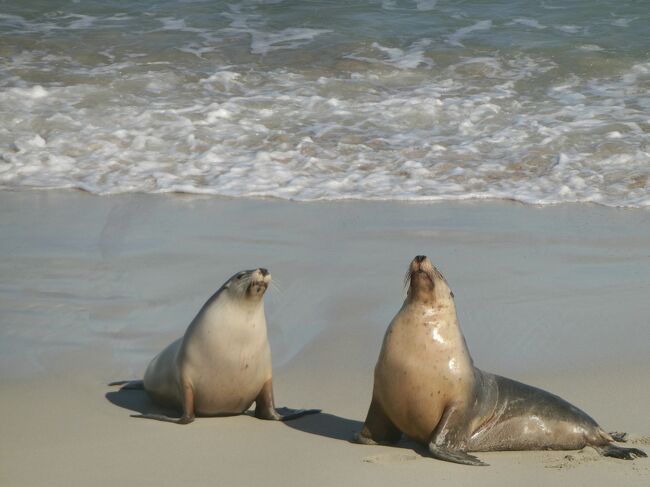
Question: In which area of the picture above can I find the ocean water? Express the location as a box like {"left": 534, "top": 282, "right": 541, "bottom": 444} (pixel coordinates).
{"left": 1, "top": 0, "right": 648, "bottom": 207}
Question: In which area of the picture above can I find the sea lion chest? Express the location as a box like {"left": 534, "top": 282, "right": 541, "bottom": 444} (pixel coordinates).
{"left": 181, "top": 299, "right": 272, "bottom": 415}
{"left": 374, "top": 303, "right": 474, "bottom": 442}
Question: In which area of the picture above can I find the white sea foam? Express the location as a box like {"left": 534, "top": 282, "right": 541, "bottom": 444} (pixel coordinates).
{"left": 1, "top": 1, "right": 648, "bottom": 208}
{"left": 64, "top": 14, "right": 96, "bottom": 29}
{"left": 159, "top": 17, "right": 187, "bottom": 30}
{"left": 611, "top": 17, "right": 637, "bottom": 27}
{"left": 415, "top": 0, "right": 437, "bottom": 11}
{"left": 511, "top": 17, "right": 546, "bottom": 29}
{"left": 447, "top": 20, "right": 492, "bottom": 47}
{"left": 540, "top": 1, "right": 567, "bottom": 9}
{"left": 8, "top": 85, "right": 49, "bottom": 99}
{"left": 555, "top": 25, "right": 583, "bottom": 34}
{"left": 155, "top": 17, "right": 207, "bottom": 33}
{"left": 0, "top": 13, "right": 26, "bottom": 26}
{"left": 249, "top": 28, "right": 331, "bottom": 55}
{"left": 2, "top": 56, "right": 649, "bottom": 207}
{"left": 578, "top": 44, "right": 604, "bottom": 52}
{"left": 346, "top": 40, "right": 433, "bottom": 69}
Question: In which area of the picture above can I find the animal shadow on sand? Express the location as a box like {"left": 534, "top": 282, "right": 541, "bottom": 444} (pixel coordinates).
{"left": 283, "top": 412, "right": 428, "bottom": 458}
{"left": 105, "top": 385, "right": 349, "bottom": 429}
{"left": 105, "top": 385, "right": 176, "bottom": 419}
{"left": 105, "top": 385, "right": 262, "bottom": 419}
{"left": 106, "top": 386, "right": 428, "bottom": 461}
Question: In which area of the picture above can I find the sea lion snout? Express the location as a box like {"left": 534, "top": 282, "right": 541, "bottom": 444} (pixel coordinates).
{"left": 254, "top": 267, "right": 271, "bottom": 283}
{"left": 247, "top": 268, "right": 271, "bottom": 298}
{"left": 409, "top": 255, "right": 434, "bottom": 277}
{"left": 411, "top": 255, "right": 432, "bottom": 271}
{"left": 405, "top": 256, "right": 439, "bottom": 301}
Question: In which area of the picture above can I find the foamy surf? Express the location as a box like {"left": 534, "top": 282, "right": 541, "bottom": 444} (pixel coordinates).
{"left": 0, "top": 1, "right": 648, "bottom": 207}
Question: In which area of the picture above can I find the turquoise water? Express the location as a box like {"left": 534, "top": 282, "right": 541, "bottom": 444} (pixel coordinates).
{"left": 1, "top": 1, "right": 649, "bottom": 206}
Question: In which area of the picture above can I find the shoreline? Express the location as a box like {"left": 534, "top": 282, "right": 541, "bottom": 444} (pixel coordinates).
{"left": 3, "top": 186, "right": 650, "bottom": 209}
{"left": 1, "top": 189, "right": 648, "bottom": 486}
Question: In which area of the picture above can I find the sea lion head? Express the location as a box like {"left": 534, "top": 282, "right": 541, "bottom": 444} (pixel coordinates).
{"left": 404, "top": 255, "right": 454, "bottom": 305}
{"left": 225, "top": 268, "right": 272, "bottom": 301}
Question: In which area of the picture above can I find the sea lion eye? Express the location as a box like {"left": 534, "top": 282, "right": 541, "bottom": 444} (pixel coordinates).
{"left": 237, "top": 273, "right": 244, "bottom": 280}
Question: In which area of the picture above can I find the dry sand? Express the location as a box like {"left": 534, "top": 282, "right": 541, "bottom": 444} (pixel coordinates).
{"left": 1, "top": 190, "right": 649, "bottom": 486}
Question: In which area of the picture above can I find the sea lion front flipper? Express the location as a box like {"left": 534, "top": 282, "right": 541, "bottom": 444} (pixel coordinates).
{"left": 428, "top": 444, "right": 488, "bottom": 466}
{"left": 254, "top": 379, "right": 320, "bottom": 421}
{"left": 428, "top": 405, "right": 488, "bottom": 466}
{"left": 595, "top": 444, "right": 647, "bottom": 460}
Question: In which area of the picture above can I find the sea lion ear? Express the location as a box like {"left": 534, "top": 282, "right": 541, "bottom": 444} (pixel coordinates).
{"left": 450, "top": 291, "right": 454, "bottom": 298}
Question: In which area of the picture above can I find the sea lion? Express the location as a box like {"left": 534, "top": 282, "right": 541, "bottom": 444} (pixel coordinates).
{"left": 354, "top": 255, "right": 646, "bottom": 465}
{"left": 113, "top": 268, "right": 320, "bottom": 424}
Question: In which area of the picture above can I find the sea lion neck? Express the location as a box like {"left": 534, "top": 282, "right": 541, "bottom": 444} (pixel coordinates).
{"left": 406, "top": 281, "right": 453, "bottom": 308}
{"left": 404, "top": 295, "right": 455, "bottom": 318}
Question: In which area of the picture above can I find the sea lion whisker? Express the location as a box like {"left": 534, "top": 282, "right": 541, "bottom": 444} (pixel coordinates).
{"left": 268, "top": 281, "right": 282, "bottom": 296}
{"left": 263, "top": 280, "right": 281, "bottom": 301}
{"left": 268, "top": 278, "right": 283, "bottom": 293}
{"left": 403, "top": 269, "right": 412, "bottom": 288}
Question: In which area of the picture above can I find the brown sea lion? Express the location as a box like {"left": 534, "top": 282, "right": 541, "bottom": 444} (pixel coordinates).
{"left": 355, "top": 255, "right": 646, "bottom": 465}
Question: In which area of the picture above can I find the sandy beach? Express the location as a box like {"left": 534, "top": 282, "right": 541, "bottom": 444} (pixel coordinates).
{"left": 1, "top": 189, "right": 649, "bottom": 486}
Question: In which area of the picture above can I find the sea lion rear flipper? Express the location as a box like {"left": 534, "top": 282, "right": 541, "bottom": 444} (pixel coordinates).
{"left": 596, "top": 444, "right": 647, "bottom": 460}
{"left": 131, "top": 413, "right": 194, "bottom": 424}
{"left": 108, "top": 380, "right": 144, "bottom": 390}
{"left": 108, "top": 380, "right": 144, "bottom": 391}
{"left": 274, "top": 407, "right": 321, "bottom": 421}
{"left": 428, "top": 444, "right": 488, "bottom": 466}
{"left": 254, "top": 378, "right": 320, "bottom": 421}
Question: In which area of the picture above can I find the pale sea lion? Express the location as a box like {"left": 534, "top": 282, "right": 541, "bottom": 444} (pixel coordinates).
{"left": 355, "top": 255, "right": 646, "bottom": 465}
{"left": 112, "top": 268, "right": 320, "bottom": 424}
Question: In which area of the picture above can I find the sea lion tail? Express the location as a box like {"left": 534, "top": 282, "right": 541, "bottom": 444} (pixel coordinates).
{"left": 608, "top": 431, "right": 628, "bottom": 442}
{"left": 597, "top": 429, "right": 629, "bottom": 443}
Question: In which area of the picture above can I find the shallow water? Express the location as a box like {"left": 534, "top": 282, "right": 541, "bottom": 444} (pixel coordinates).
{"left": 1, "top": 1, "right": 649, "bottom": 206}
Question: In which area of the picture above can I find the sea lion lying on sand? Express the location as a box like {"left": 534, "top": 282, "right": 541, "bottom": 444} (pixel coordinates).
{"left": 355, "top": 255, "right": 646, "bottom": 465}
